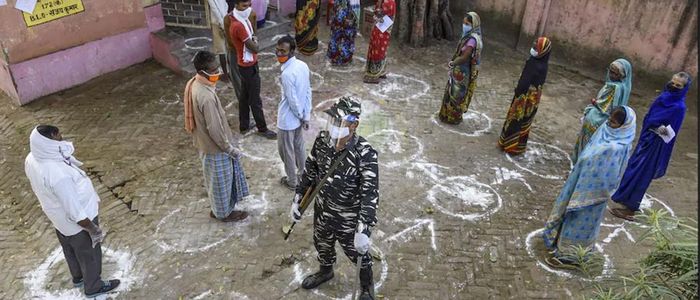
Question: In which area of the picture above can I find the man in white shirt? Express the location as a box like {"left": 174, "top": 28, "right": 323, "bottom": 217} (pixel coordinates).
{"left": 208, "top": 0, "right": 231, "bottom": 81}
{"left": 24, "top": 125, "right": 120, "bottom": 298}
{"left": 276, "top": 35, "right": 312, "bottom": 190}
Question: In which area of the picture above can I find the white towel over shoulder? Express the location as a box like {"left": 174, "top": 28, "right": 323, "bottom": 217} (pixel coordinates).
{"left": 232, "top": 11, "right": 255, "bottom": 63}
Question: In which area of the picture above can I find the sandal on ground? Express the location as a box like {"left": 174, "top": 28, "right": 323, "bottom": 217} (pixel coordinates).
{"left": 222, "top": 211, "right": 249, "bottom": 222}
{"left": 608, "top": 207, "right": 636, "bottom": 222}
{"left": 544, "top": 256, "right": 579, "bottom": 270}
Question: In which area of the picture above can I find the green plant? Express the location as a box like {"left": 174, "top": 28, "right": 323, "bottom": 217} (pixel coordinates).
{"left": 587, "top": 209, "right": 698, "bottom": 300}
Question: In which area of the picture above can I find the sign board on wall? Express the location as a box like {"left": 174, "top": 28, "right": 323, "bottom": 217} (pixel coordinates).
{"left": 23, "top": 0, "right": 85, "bottom": 27}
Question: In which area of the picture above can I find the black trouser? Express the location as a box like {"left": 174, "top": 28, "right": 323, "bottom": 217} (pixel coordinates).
{"left": 55, "top": 217, "right": 103, "bottom": 294}
{"left": 238, "top": 63, "right": 268, "bottom": 132}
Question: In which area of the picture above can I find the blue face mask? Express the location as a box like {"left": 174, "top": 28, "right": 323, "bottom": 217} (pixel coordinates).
{"left": 462, "top": 24, "right": 472, "bottom": 37}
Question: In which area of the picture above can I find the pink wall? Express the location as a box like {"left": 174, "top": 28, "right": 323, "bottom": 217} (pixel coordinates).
{"left": 0, "top": 54, "right": 20, "bottom": 105}
{"left": 0, "top": 3, "right": 165, "bottom": 105}
{"left": 0, "top": 0, "right": 147, "bottom": 64}
{"left": 454, "top": 0, "right": 698, "bottom": 77}
{"left": 9, "top": 28, "right": 153, "bottom": 104}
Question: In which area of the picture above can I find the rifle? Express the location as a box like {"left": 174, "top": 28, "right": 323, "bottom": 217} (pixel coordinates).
{"left": 283, "top": 186, "right": 314, "bottom": 240}
{"left": 282, "top": 149, "right": 349, "bottom": 240}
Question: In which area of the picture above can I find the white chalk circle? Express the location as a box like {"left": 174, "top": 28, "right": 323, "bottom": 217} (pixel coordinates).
{"left": 600, "top": 193, "right": 678, "bottom": 231}
{"left": 639, "top": 193, "right": 676, "bottom": 217}
{"left": 238, "top": 134, "right": 279, "bottom": 162}
{"left": 311, "top": 96, "right": 381, "bottom": 128}
{"left": 193, "top": 289, "right": 250, "bottom": 300}
{"left": 158, "top": 94, "right": 181, "bottom": 106}
{"left": 291, "top": 246, "right": 388, "bottom": 300}
{"left": 25, "top": 247, "right": 138, "bottom": 299}
{"left": 504, "top": 142, "right": 573, "bottom": 180}
{"left": 154, "top": 194, "right": 268, "bottom": 253}
{"left": 324, "top": 56, "right": 366, "bottom": 73}
{"left": 369, "top": 73, "right": 430, "bottom": 101}
{"left": 258, "top": 52, "right": 280, "bottom": 72}
{"left": 431, "top": 110, "right": 492, "bottom": 137}
{"left": 275, "top": 70, "right": 325, "bottom": 92}
{"left": 184, "top": 37, "right": 212, "bottom": 50}
{"left": 366, "top": 129, "right": 423, "bottom": 168}
{"left": 525, "top": 228, "right": 613, "bottom": 281}
{"left": 426, "top": 176, "right": 503, "bottom": 221}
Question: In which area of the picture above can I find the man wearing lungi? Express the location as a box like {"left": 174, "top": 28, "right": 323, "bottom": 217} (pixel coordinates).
{"left": 184, "top": 50, "right": 249, "bottom": 222}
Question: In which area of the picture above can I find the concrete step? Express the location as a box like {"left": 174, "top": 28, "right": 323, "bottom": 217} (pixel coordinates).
{"left": 256, "top": 16, "right": 294, "bottom": 50}
{"left": 152, "top": 16, "right": 293, "bottom": 76}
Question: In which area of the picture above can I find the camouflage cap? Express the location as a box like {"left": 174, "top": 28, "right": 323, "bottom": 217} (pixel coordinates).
{"left": 324, "top": 96, "right": 361, "bottom": 120}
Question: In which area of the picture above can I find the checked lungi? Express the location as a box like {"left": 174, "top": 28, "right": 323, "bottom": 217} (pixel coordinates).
{"left": 201, "top": 152, "right": 249, "bottom": 218}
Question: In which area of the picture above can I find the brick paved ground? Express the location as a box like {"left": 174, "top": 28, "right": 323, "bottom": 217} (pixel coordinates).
{"left": 0, "top": 23, "right": 696, "bottom": 299}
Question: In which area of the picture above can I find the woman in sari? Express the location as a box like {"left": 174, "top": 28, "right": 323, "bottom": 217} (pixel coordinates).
{"left": 251, "top": 0, "right": 268, "bottom": 28}
{"left": 571, "top": 58, "right": 632, "bottom": 163}
{"left": 543, "top": 106, "right": 636, "bottom": 268}
{"left": 363, "top": 0, "right": 396, "bottom": 83}
{"left": 609, "top": 72, "right": 692, "bottom": 221}
{"left": 295, "top": 0, "right": 321, "bottom": 56}
{"left": 327, "top": 0, "right": 360, "bottom": 66}
{"left": 498, "top": 37, "right": 552, "bottom": 154}
{"left": 438, "top": 11, "right": 483, "bottom": 125}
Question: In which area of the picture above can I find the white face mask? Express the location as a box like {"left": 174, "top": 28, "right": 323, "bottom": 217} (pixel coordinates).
{"left": 58, "top": 141, "right": 75, "bottom": 159}
{"left": 234, "top": 7, "right": 252, "bottom": 19}
{"left": 530, "top": 48, "right": 538, "bottom": 57}
{"left": 329, "top": 126, "right": 350, "bottom": 139}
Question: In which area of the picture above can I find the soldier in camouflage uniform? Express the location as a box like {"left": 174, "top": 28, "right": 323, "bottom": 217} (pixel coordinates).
{"left": 289, "top": 97, "right": 379, "bottom": 300}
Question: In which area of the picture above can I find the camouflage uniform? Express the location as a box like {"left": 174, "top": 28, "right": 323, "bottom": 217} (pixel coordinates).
{"left": 295, "top": 97, "right": 379, "bottom": 298}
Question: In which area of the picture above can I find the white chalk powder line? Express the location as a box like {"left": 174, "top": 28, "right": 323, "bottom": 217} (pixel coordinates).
{"left": 367, "top": 129, "right": 425, "bottom": 168}
{"left": 326, "top": 56, "right": 367, "bottom": 73}
{"left": 430, "top": 110, "right": 493, "bottom": 137}
{"left": 154, "top": 195, "right": 269, "bottom": 254}
{"left": 290, "top": 246, "right": 388, "bottom": 300}
{"left": 524, "top": 228, "right": 613, "bottom": 281}
{"left": 385, "top": 218, "right": 437, "bottom": 251}
{"left": 369, "top": 73, "right": 430, "bottom": 101}
{"left": 425, "top": 176, "right": 503, "bottom": 221}
{"left": 25, "top": 246, "right": 138, "bottom": 300}
{"left": 504, "top": 141, "right": 573, "bottom": 180}
{"left": 184, "top": 37, "right": 212, "bottom": 50}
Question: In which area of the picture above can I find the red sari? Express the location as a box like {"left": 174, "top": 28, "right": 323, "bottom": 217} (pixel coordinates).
{"left": 363, "top": 0, "right": 396, "bottom": 83}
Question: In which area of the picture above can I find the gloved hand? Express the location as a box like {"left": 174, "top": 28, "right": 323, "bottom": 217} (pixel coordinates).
{"left": 354, "top": 231, "right": 370, "bottom": 255}
{"left": 290, "top": 194, "right": 302, "bottom": 222}
{"left": 228, "top": 146, "right": 241, "bottom": 159}
{"left": 84, "top": 222, "right": 104, "bottom": 248}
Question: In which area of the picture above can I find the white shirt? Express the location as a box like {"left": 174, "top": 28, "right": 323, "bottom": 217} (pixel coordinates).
{"left": 25, "top": 153, "right": 100, "bottom": 236}
{"left": 207, "top": 0, "right": 229, "bottom": 28}
{"left": 277, "top": 56, "right": 312, "bottom": 131}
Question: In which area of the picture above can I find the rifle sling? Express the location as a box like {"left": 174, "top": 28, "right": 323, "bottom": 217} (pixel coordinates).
{"left": 301, "top": 149, "right": 350, "bottom": 210}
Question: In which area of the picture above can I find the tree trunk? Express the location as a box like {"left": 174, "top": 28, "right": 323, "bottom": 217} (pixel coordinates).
{"left": 428, "top": 0, "right": 439, "bottom": 38}
{"left": 395, "top": 0, "right": 451, "bottom": 46}
{"left": 410, "top": 0, "right": 426, "bottom": 46}
{"left": 440, "top": 0, "right": 453, "bottom": 41}
{"left": 397, "top": 0, "right": 411, "bottom": 43}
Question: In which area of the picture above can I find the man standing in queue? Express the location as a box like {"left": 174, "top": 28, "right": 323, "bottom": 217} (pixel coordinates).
{"left": 290, "top": 97, "right": 379, "bottom": 300}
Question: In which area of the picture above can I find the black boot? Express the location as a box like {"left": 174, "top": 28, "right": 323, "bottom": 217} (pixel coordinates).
{"left": 359, "top": 266, "right": 374, "bottom": 300}
{"left": 301, "top": 265, "right": 334, "bottom": 289}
